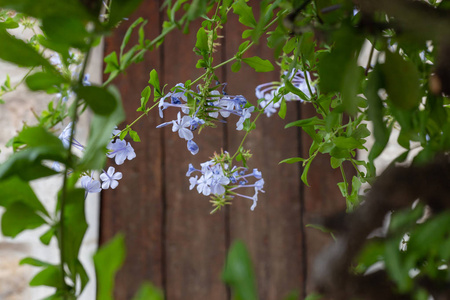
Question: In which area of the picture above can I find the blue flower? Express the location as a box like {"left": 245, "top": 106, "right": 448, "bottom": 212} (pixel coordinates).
{"left": 172, "top": 112, "right": 194, "bottom": 141}
{"left": 256, "top": 70, "right": 315, "bottom": 117}
{"left": 100, "top": 166, "right": 123, "bottom": 189}
{"left": 107, "top": 139, "right": 136, "bottom": 165}
{"left": 81, "top": 176, "right": 102, "bottom": 193}
{"left": 187, "top": 140, "right": 199, "bottom": 155}
{"left": 236, "top": 106, "right": 254, "bottom": 130}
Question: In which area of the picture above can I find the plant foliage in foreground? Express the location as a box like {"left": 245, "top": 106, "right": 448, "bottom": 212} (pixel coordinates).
{"left": 0, "top": 0, "right": 449, "bottom": 299}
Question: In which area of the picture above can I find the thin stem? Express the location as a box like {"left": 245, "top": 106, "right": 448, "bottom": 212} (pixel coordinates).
{"left": 340, "top": 164, "right": 348, "bottom": 196}
{"left": 365, "top": 38, "right": 376, "bottom": 76}
{"left": 113, "top": 101, "right": 159, "bottom": 139}
{"left": 59, "top": 44, "right": 92, "bottom": 299}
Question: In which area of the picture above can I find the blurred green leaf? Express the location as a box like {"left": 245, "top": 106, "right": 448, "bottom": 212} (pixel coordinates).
{"left": 94, "top": 234, "right": 126, "bottom": 300}
{"left": 318, "top": 27, "right": 363, "bottom": 93}
{"left": 1, "top": 202, "right": 46, "bottom": 237}
{"left": 26, "top": 71, "right": 68, "bottom": 91}
{"left": 0, "top": 0, "right": 93, "bottom": 21}
{"left": 80, "top": 86, "right": 125, "bottom": 170}
{"left": 132, "top": 282, "right": 164, "bottom": 300}
{"left": 0, "top": 176, "right": 48, "bottom": 215}
{"left": 29, "top": 265, "right": 64, "bottom": 288}
{"left": 42, "top": 16, "right": 89, "bottom": 49}
{"left": 278, "top": 98, "right": 287, "bottom": 119}
{"left": 381, "top": 51, "right": 421, "bottom": 110}
{"left": 40, "top": 226, "right": 56, "bottom": 245}
{"left": 20, "top": 257, "right": 52, "bottom": 267}
{"left": 365, "top": 66, "right": 390, "bottom": 161}
{"left": 77, "top": 85, "right": 117, "bottom": 116}
{"left": 222, "top": 240, "right": 257, "bottom": 300}
{"left": 108, "top": 0, "right": 144, "bottom": 27}
{"left": 59, "top": 187, "right": 88, "bottom": 284}
{"left": 0, "top": 28, "right": 54, "bottom": 68}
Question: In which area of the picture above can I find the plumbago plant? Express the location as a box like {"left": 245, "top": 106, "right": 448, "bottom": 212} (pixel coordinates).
{"left": 0, "top": 0, "right": 450, "bottom": 299}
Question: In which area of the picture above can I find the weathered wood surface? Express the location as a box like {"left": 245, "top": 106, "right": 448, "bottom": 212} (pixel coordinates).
{"left": 101, "top": 1, "right": 347, "bottom": 299}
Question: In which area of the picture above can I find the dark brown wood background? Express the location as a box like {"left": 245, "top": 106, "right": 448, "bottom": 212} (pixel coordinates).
{"left": 100, "top": 1, "right": 346, "bottom": 299}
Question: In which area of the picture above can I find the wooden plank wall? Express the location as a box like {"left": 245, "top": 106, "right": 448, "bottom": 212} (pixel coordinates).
{"left": 100, "top": 1, "right": 347, "bottom": 299}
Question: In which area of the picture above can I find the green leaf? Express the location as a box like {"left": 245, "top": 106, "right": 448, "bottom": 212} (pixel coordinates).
{"left": 283, "top": 38, "right": 296, "bottom": 54}
{"left": 94, "top": 234, "right": 126, "bottom": 300}
{"left": 304, "top": 293, "right": 323, "bottom": 300}
{"left": 148, "top": 69, "right": 162, "bottom": 100}
{"left": 279, "top": 157, "right": 305, "bottom": 164}
{"left": 222, "top": 241, "right": 257, "bottom": 300}
{"left": 0, "top": 0, "right": 93, "bottom": 21}
{"left": 2, "top": 202, "right": 46, "bottom": 237}
{"left": 18, "top": 126, "right": 65, "bottom": 148}
{"left": 285, "top": 116, "right": 324, "bottom": 128}
{"left": 231, "top": 61, "right": 241, "bottom": 72}
{"left": 60, "top": 187, "right": 88, "bottom": 280}
{"left": 238, "top": 41, "right": 250, "bottom": 53}
{"left": 284, "top": 80, "right": 309, "bottom": 101}
{"left": 0, "top": 28, "right": 53, "bottom": 68}
{"left": 195, "top": 27, "right": 208, "bottom": 52}
{"left": 341, "top": 61, "right": 364, "bottom": 116}
{"left": 108, "top": 0, "right": 144, "bottom": 27}
{"left": 42, "top": 16, "right": 89, "bottom": 49}
{"left": 330, "top": 157, "right": 344, "bottom": 169}
{"left": 132, "top": 282, "right": 164, "bottom": 300}
{"left": 20, "top": 257, "right": 52, "bottom": 267}
{"left": 318, "top": 27, "right": 363, "bottom": 93}
{"left": 242, "top": 56, "right": 274, "bottom": 72}
{"left": 365, "top": 66, "right": 390, "bottom": 161}
{"left": 80, "top": 86, "right": 125, "bottom": 170}
{"left": 333, "top": 136, "right": 365, "bottom": 150}
{"left": 40, "top": 226, "right": 56, "bottom": 245}
{"left": 0, "top": 176, "right": 48, "bottom": 215}
{"left": 104, "top": 52, "right": 120, "bottom": 74}
{"left": 75, "top": 259, "right": 90, "bottom": 294}
{"left": 278, "top": 98, "right": 287, "bottom": 119}
{"left": 30, "top": 265, "right": 64, "bottom": 288}
{"left": 129, "top": 130, "right": 141, "bottom": 142}
{"left": 186, "top": 0, "right": 208, "bottom": 21}
{"left": 299, "top": 32, "right": 315, "bottom": 62}
{"left": 283, "top": 291, "right": 300, "bottom": 300}
{"left": 301, "top": 159, "right": 313, "bottom": 186}
{"left": 77, "top": 85, "right": 117, "bottom": 116}
{"left": 0, "top": 146, "right": 66, "bottom": 181}
{"left": 381, "top": 51, "right": 421, "bottom": 110}
{"left": 232, "top": 0, "right": 256, "bottom": 28}
{"left": 25, "top": 71, "right": 68, "bottom": 91}
{"left": 137, "top": 86, "right": 151, "bottom": 112}
{"left": 121, "top": 18, "right": 145, "bottom": 58}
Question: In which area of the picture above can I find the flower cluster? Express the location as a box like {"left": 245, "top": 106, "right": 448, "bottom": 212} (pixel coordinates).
{"left": 56, "top": 123, "right": 136, "bottom": 196}
{"left": 157, "top": 83, "right": 254, "bottom": 155}
{"left": 255, "top": 70, "right": 315, "bottom": 117}
{"left": 186, "top": 152, "right": 264, "bottom": 213}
